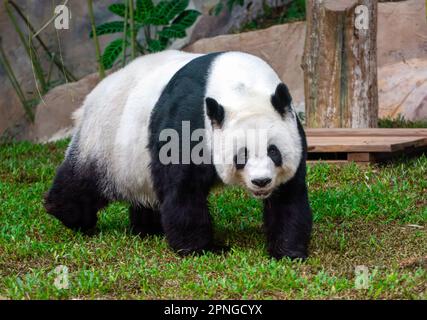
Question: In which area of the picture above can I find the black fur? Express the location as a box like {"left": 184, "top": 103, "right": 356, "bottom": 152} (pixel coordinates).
{"left": 234, "top": 147, "right": 248, "bottom": 170}
{"left": 44, "top": 146, "right": 109, "bottom": 234}
{"left": 271, "top": 83, "right": 292, "bottom": 117}
{"left": 148, "top": 53, "right": 223, "bottom": 255}
{"left": 129, "top": 204, "right": 163, "bottom": 236}
{"left": 263, "top": 117, "right": 312, "bottom": 260}
{"left": 267, "top": 145, "right": 282, "bottom": 167}
{"left": 205, "top": 97, "right": 225, "bottom": 128}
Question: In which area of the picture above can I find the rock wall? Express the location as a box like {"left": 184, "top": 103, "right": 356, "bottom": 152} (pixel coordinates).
{"left": 378, "top": 58, "right": 427, "bottom": 120}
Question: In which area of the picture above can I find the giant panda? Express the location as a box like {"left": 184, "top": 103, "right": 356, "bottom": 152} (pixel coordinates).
{"left": 45, "top": 50, "right": 312, "bottom": 260}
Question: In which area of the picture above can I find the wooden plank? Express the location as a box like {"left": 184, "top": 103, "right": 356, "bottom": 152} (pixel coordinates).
{"left": 306, "top": 128, "right": 427, "bottom": 137}
{"left": 347, "top": 153, "right": 373, "bottom": 162}
{"left": 307, "top": 136, "right": 426, "bottom": 153}
{"left": 309, "top": 145, "right": 427, "bottom": 164}
{"left": 305, "top": 128, "right": 427, "bottom": 164}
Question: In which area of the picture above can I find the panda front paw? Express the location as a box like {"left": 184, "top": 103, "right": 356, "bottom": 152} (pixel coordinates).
{"left": 268, "top": 246, "right": 308, "bottom": 261}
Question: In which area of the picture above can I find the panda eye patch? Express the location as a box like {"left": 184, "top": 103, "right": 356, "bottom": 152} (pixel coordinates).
{"left": 234, "top": 147, "right": 248, "bottom": 170}
{"left": 268, "top": 145, "right": 282, "bottom": 166}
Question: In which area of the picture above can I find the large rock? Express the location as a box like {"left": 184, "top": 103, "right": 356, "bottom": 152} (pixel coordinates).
{"left": 30, "top": 73, "right": 101, "bottom": 142}
{"left": 377, "top": 0, "right": 427, "bottom": 67}
{"left": 378, "top": 58, "right": 427, "bottom": 121}
{"left": 376, "top": 0, "right": 427, "bottom": 121}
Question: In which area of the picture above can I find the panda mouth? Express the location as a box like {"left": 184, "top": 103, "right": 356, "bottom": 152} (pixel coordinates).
{"left": 251, "top": 190, "right": 272, "bottom": 199}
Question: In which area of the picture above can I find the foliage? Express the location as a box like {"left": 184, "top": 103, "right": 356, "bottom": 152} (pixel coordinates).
{"left": 91, "top": 0, "right": 201, "bottom": 69}
{"left": 378, "top": 115, "right": 427, "bottom": 129}
{"left": 0, "top": 0, "right": 77, "bottom": 122}
{"left": 238, "top": 0, "right": 307, "bottom": 33}
{"left": 0, "top": 141, "right": 425, "bottom": 299}
{"left": 88, "top": 0, "right": 105, "bottom": 79}
{"left": 279, "top": 0, "right": 306, "bottom": 23}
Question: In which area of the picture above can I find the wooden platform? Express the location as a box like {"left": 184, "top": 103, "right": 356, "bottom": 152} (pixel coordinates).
{"left": 306, "top": 129, "right": 427, "bottom": 164}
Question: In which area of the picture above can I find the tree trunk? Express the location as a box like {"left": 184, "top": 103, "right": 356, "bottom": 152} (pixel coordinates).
{"left": 302, "top": 0, "right": 378, "bottom": 128}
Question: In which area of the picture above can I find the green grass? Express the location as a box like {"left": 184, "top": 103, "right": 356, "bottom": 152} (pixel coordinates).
{"left": 0, "top": 141, "right": 426, "bottom": 299}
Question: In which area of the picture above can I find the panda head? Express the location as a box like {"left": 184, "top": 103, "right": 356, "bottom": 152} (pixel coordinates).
{"left": 206, "top": 83, "right": 302, "bottom": 199}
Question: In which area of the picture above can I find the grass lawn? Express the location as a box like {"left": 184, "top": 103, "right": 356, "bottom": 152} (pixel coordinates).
{"left": 0, "top": 140, "right": 425, "bottom": 299}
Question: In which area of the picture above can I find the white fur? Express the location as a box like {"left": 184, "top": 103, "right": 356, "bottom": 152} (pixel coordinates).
{"left": 72, "top": 50, "right": 302, "bottom": 206}
{"left": 204, "top": 52, "right": 302, "bottom": 198}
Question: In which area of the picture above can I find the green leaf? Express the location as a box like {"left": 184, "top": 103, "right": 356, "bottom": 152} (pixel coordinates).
{"left": 90, "top": 21, "right": 126, "bottom": 38}
{"left": 147, "top": 39, "right": 165, "bottom": 53}
{"left": 159, "top": 36, "right": 169, "bottom": 47}
{"left": 172, "top": 10, "right": 201, "bottom": 29}
{"left": 108, "top": 3, "right": 126, "bottom": 17}
{"left": 164, "top": 0, "right": 189, "bottom": 21}
{"left": 158, "top": 25, "right": 186, "bottom": 39}
{"left": 135, "top": 0, "right": 154, "bottom": 22}
{"left": 158, "top": 9, "right": 200, "bottom": 40}
{"left": 145, "top": 1, "right": 169, "bottom": 25}
{"left": 147, "top": 0, "right": 189, "bottom": 25}
{"left": 102, "top": 38, "right": 126, "bottom": 69}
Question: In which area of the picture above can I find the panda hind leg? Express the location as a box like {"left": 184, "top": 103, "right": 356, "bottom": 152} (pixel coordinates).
{"left": 44, "top": 159, "right": 108, "bottom": 234}
{"left": 129, "top": 204, "right": 163, "bottom": 237}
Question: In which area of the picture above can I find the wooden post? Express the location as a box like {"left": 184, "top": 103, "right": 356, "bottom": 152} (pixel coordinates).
{"left": 302, "top": 0, "right": 378, "bottom": 128}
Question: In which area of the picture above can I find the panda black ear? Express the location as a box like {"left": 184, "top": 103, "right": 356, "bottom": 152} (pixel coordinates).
{"left": 205, "top": 97, "right": 225, "bottom": 128}
{"left": 271, "top": 83, "right": 292, "bottom": 117}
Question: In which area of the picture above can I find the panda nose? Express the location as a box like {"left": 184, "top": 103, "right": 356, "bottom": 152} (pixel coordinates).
{"left": 251, "top": 178, "right": 272, "bottom": 188}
